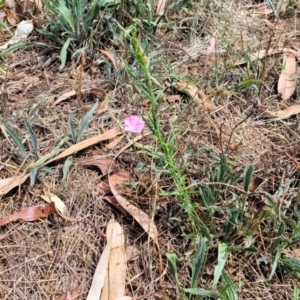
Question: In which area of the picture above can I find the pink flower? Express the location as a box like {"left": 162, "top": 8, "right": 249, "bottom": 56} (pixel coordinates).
{"left": 124, "top": 115, "right": 145, "bottom": 133}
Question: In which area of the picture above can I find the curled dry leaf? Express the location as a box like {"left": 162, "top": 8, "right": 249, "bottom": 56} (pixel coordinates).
{"left": 100, "top": 50, "right": 118, "bottom": 70}
{"left": 79, "top": 155, "right": 115, "bottom": 174}
{"left": 265, "top": 104, "right": 300, "bottom": 119}
{"left": 278, "top": 53, "right": 296, "bottom": 101}
{"left": 100, "top": 219, "right": 127, "bottom": 300}
{"left": 0, "top": 202, "right": 56, "bottom": 226}
{"left": 56, "top": 287, "right": 79, "bottom": 300}
{"left": 40, "top": 192, "right": 69, "bottom": 216}
{"left": 108, "top": 172, "right": 158, "bottom": 241}
{"left": 0, "top": 173, "right": 29, "bottom": 195}
{"left": 175, "top": 81, "right": 217, "bottom": 111}
{"left": 52, "top": 88, "right": 106, "bottom": 106}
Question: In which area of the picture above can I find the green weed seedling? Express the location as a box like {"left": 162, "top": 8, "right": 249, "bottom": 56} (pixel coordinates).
{"left": 129, "top": 33, "right": 210, "bottom": 238}
{"left": 167, "top": 238, "right": 238, "bottom": 299}
{"left": 63, "top": 101, "right": 98, "bottom": 180}
{"left": 2, "top": 121, "right": 62, "bottom": 185}
{"left": 37, "top": 0, "right": 120, "bottom": 69}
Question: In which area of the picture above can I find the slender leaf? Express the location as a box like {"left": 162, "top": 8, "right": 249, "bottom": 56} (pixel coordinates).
{"left": 221, "top": 271, "right": 238, "bottom": 300}
{"left": 191, "top": 237, "right": 207, "bottom": 288}
{"left": 217, "top": 154, "right": 227, "bottom": 182}
{"left": 269, "top": 248, "right": 280, "bottom": 280}
{"left": 59, "top": 38, "right": 75, "bottom": 70}
{"left": 184, "top": 288, "right": 219, "bottom": 298}
{"left": 294, "top": 285, "right": 299, "bottom": 300}
{"left": 24, "top": 119, "right": 38, "bottom": 158}
{"left": 62, "top": 156, "right": 73, "bottom": 181}
{"left": 213, "top": 243, "right": 228, "bottom": 288}
{"left": 39, "top": 167, "right": 54, "bottom": 174}
{"left": 243, "top": 164, "right": 253, "bottom": 192}
{"left": 166, "top": 253, "right": 180, "bottom": 286}
{"left": 29, "top": 168, "right": 38, "bottom": 186}
{"left": 76, "top": 102, "right": 98, "bottom": 142}
{"left": 68, "top": 114, "right": 77, "bottom": 143}
{"left": 3, "top": 123, "right": 27, "bottom": 156}
{"left": 29, "top": 148, "right": 63, "bottom": 169}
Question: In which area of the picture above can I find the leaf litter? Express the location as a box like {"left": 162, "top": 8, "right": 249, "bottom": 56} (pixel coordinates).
{"left": 3, "top": 1, "right": 300, "bottom": 299}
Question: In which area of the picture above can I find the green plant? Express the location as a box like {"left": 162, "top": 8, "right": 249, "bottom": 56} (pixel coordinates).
{"left": 1, "top": 121, "right": 64, "bottom": 185}
{"left": 37, "top": 0, "right": 120, "bottom": 69}
{"left": 129, "top": 34, "right": 210, "bottom": 238}
{"left": 63, "top": 101, "right": 98, "bottom": 179}
{"left": 167, "top": 238, "right": 238, "bottom": 299}
{"left": 1, "top": 103, "right": 97, "bottom": 183}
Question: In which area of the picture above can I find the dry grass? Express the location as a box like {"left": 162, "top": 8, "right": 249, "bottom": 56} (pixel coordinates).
{"left": 1, "top": 0, "right": 300, "bottom": 299}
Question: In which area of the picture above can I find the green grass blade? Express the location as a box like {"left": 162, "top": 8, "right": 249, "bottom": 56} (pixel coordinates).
{"left": 243, "top": 164, "right": 253, "bottom": 192}
{"left": 184, "top": 288, "right": 219, "bottom": 298}
{"left": 217, "top": 154, "right": 227, "bottom": 182}
{"left": 59, "top": 38, "right": 75, "bottom": 70}
{"left": 221, "top": 271, "right": 238, "bottom": 300}
{"left": 57, "top": 0, "right": 75, "bottom": 32}
{"left": 166, "top": 253, "right": 180, "bottom": 286}
{"left": 62, "top": 156, "right": 73, "bottom": 181}
{"left": 191, "top": 237, "right": 207, "bottom": 288}
{"left": 24, "top": 119, "right": 38, "bottom": 158}
{"left": 269, "top": 249, "right": 280, "bottom": 280}
{"left": 0, "top": 42, "right": 56, "bottom": 58}
{"left": 76, "top": 102, "right": 98, "bottom": 142}
{"left": 39, "top": 167, "right": 54, "bottom": 174}
{"left": 36, "top": 29, "right": 65, "bottom": 46}
{"left": 3, "top": 123, "right": 27, "bottom": 156}
{"left": 294, "top": 285, "right": 299, "bottom": 300}
{"left": 213, "top": 243, "right": 228, "bottom": 288}
{"left": 29, "top": 148, "right": 63, "bottom": 169}
{"left": 29, "top": 168, "right": 38, "bottom": 186}
{"left": 68, "top": 114, "right": 77, "bottom": 143}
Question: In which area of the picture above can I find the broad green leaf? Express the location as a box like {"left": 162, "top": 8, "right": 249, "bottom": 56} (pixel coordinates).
{"left": 76, "top": 102, "right": 98, "bottom": 142}
{"left": 191, "top": 237, "right": 207, "bottom": 288}
{"left": 3, "top": 123, "right": 27, "bottom": 156}
{"left": 213, "top": 243, "right": 228, "bottom": 288}
{"left": 184, "top": 288, "right": 219, "bottom": 298}
{"left": 59, "top": 38, "right": 75, "bottom": 70}
{"left": 68, "top": 114, "right": 77, "bottom": 143}
{"left": 243, "top": 164, "right": 253, "bottom": 192}
{"left": 62, "top": 156, "right": 73, "bottom": 181}
{"left": 24, "top": 119, "right": 38, "bottom": 158}
{"left": 166, "top": 253, "right": 179, "bottom": 286}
